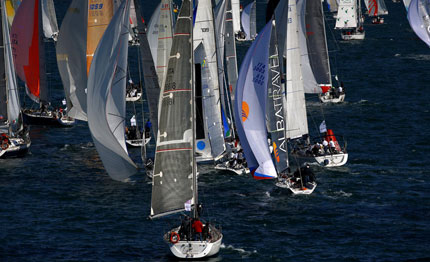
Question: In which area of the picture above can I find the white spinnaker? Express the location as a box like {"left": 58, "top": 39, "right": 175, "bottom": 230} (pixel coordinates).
{"left": 87, "top": 0, "right": 137, "bottom": 181}
{"left": 407, "top": 0, "right": 430, "bottom": 47}
{"left": 335, "top": 0, "right": 358, "bottom": 29}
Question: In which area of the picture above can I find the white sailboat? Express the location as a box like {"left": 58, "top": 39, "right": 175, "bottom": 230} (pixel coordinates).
{"left": 298, "top": 0, "right": 345, "bottom": 103}
{"left": 150, "top": 0, "right": 222, "bottom": 258}
{"left": 0, "top": 0, "right": 30, "bottom": 158}
{"left": 87, "top": 0, "right": 138, "bottom": 181}
{"left": 335, "top": 0, "right": 365, "bottom": 40}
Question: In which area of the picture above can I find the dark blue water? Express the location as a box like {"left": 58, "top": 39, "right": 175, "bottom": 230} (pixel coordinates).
{"left": 1, "top": 1, "right": 429, "bottom": 261}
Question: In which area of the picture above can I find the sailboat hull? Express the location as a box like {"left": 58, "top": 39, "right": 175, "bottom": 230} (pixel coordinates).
{"left": 319, "top": 93, "right": 346, "bottom": 103}
{"left": 341, "top": 31, "right": 365, "bottom": 40}
{"left": 215, "top": 163, "right": 250, "bottom": 175}
{"left": 0, "top": 137, "right": 31, "bottom": 158}
{"left": 295, "top": 152, "right": 348, "bottom": 167}
{"left": 276, "top": 179, "right": 317, "bottom": 195}
{"left": 23, "top": 110, "right": 74, "bottom": 127}
{"left": 165, "top": 226, "right": 223, "bottom": 259}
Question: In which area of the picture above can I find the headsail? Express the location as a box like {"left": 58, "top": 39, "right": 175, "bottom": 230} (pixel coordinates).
{"left": 150, "top": 0, "right": 194, "bottom": 218}
{"left": 41, "top": 0, "right": 58, "bottom": 41}
{"left": 241, "top": 0, "right": 256, "bottom": 41}
{"left": 87, "top": 0, "right": 137, "bottom": 181}
{"left": 234, "top": 21, "right": 277, "bottom": 179}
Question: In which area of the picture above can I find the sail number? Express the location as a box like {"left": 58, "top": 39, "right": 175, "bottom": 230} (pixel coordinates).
{"left": 89, "top": 4, "right": 104, "bottom": 10}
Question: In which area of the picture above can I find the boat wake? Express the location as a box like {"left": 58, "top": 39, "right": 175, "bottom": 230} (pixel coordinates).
{"left": 324, "top": 190, "right": 353, "bottom": 199}
{"left": 220, "top": 244, "right": 257, "bottom": 257}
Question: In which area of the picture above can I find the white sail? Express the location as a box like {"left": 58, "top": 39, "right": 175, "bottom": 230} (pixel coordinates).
{"left": 87, "top": 0, "right": 137, "bottom": 181}
{"left": 147, "top": 2, "right": 161, "bottom": 64}
{"left": 193, "top": 0, "right": 225, "bottom": 159}
{"left": 335, "top": 0, "right": 358, "bottom": 29}
{"left": 41, "top": 0, "right": 58, "bottom": 41}
{"left": 241, "top": 1, "right": 256, "bottom": 41}
{"left": 231, "top": 0, "right": 241, "bottom": 33}
{"left": 403, "top": 0, "right": 412, "bottom": 11}
{"left": 285, "top": 0, "right": 309, "bottom": 139}
{"left": 364, "top": 0, "right": 388, "bottom": 16}
{"left": 407, "top": 0, "right": 430, "bottom": 47}
{"left": 234, "top": 21, "right": 277, "bottom": 179}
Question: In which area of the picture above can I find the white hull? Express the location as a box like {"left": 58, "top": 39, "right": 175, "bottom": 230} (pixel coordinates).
{"left": 165, "top": 226, "right": 222, "bottom": 259}
{"left": 341, "top": 31, "right": 365, "bottom": 40}
{"left": 319, "top": 93, "right": 345, "bottom": 103}
{"left": 295, "top": 152, "right": 348, "bottom": 167}
{"left": 126, "top": 91, "right": 142, "bottom": 102}
{"left": 276, "top": 179, "right": 317, "bottom": 195}
{"left": 214, "top": 163, "right": 250, "bottom": 175}
{"left": 0, "top": 137, "right": 31, "bottom": 158}
{"left": 125, "top": 137, "right": 151, "bottom": 147}
{"left": 58, "top": 116, "right": 76, "bottom": 126}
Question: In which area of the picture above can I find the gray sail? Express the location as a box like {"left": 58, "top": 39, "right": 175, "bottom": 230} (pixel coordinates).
{"left": 266, "top": 21, "right": 288, "bottom": 173}
{"left": 147, "top": 2, "right": 161, "bottom": 64}
{"left": 41, "top": 0, "right": 58, "bottom": 41}
{"left": 134, "top": 0, "right": 160, "bottom": 138}
{"left": 155, "top": 0, "right": 174, "bottom": 89}
{"left": 87, "top": 0, "right": 137, "bottom": 181}
{"left": 56, "top": 0, "right": 88, "bottom": 121}
{"left": 305, "top": 0, "right": 332, "bottom": 88}
{"left": 250, "top": 1, "right": 257, "bottom": 40}
{"left": 151, "top": 0, "right": 193, "bottom": 218}
{"left": 225, "top": 0, "right": 238, "bottom": 102}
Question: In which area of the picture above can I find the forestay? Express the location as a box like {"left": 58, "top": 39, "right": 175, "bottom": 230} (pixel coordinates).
{"left": 234, "top": 21, "right": 277, "bottom": 179}
{"left": 151, "top": 0, "right": 194, "bottom": 218}
{"left": 87, "top": 0, "right": 137, "bottom": 181}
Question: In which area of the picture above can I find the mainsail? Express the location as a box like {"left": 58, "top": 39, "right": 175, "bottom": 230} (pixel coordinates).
{"left": 234, "top": 21, "right": 277, "bottom": 179}
{"left": 241, "top": 0, "right": 257, "bottom": 41}
{"left": 407, "top": 0, "right": 430, "bottom": 47}
{"left": 87, "top": 0, "right": 137, "bottom": 181}
{"left": 298, "top": 0, "right": 332, "bottom": 94}
{"left": 335, "top": 0, "right": 358, "bottom": 29}
{"left": 193, "top": 0, "right": 225, "bottom": 159}
{"left": 151, "top": 0, "right": 194, "bottom": 218}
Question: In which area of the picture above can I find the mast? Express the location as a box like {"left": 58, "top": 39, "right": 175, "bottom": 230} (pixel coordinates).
{"left": 190, "top": 0, "right": 197, "bottom": 219}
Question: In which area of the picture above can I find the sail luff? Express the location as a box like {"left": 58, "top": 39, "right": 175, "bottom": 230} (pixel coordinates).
{"left": 87, "top": 0, "right": 137, "bottom": 181}
{"left": 151, "top": 0, "right": 194, "bottom": 218}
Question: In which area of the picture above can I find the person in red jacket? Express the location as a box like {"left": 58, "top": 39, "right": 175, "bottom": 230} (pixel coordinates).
{"left": 192, "top": 218, "right": 203, "bottom": 241}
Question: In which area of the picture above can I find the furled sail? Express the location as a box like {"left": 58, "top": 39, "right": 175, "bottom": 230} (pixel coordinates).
{"left": 151, "top": 0, "right": 194, "bottom": 218}
{"left": 56, "top": 0, "right": 89, "bottom": 121}
{"left": 87, "top": 0, "right": 137, "bottom": 181}
{"left": 241, "top": 0, "right": 256, "bottom": 41}
{"left": 234, "top": 21, "right": 277, "bottom": 179}
{"left": 193, "top": 0, "right": 225, "bottom": 159}
{"left": 335, "top": 0, "right": 358, "bottom": 29}
{"left": 11, "top": 0, "right": 48, "bottom": 104}
{"left": 407, "top": 0, "right": 430, "bottom": 47}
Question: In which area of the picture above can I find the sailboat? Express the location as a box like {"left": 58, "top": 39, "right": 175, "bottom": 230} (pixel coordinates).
{"left": 407, "top": 0, "right": 430, "bottom": 48}
{"left": 335, "top": 0, "right": 365, "bottom": 40}
{"left": 86, "top": 0, "right": 138, "bottom": 182}
{"left": 234, "top": 0, "right": 316, "bottom": 195}
{"left": 364, "top": 0, "right": 388, "bottom": 24}
{"left": 0, "top": 0, "right": 30, "bottom": 158}
{"left": 150, "top": 0, "right": 223, "bottom": 258}
{"left": 236, "top": 0, "right": 257, "bottom": 41}
{"left": 298, "top": 0, "right": 345, "bottom": 103}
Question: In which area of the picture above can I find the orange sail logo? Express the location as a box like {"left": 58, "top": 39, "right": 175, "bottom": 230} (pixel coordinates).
{"left": 242, "top": 102, "right": 249, "bottom": 122}
{"left": 273, "top": 142, "right": 280, "bottom": 162}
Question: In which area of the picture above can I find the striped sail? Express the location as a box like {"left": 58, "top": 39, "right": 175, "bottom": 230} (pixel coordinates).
{"left": 298, "top": 0, "right": 332, "bottom": 94}
{"left": 87, "top": 0, "right": 137, "bottom": 181}
{"left": 234, "top": 21, "right": 277, "bottom": 179}
{"left": 266, "top": 20, "right": 288, "bottom": 174}
{"left": 364, "top": 0, "right": 388, "bottom": 16}
{"left": 335, "top": 0, "right": 358, "bottom": 29}
{"left": 225, "top": 0, "right": 238, "bottom": 102}
{"left": 407, "top": 0, "right": 430, "bottom": 47}
{"left": 56, "top": 0, "right": 88, "bottom": 121}
{"left": 151, "top": 0, "right": 194, "bottom": 218}
{"left": 133, "top": 0, "right": 160, "bottom": 137}
{"left": 11, "top": 0, "right": 48, "bottom": 104}
{"left": 193, "top": 0, "right": 225, "bottom": 160}
{"left": 285, "top": 0, "right": 309, "bottom": 139}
